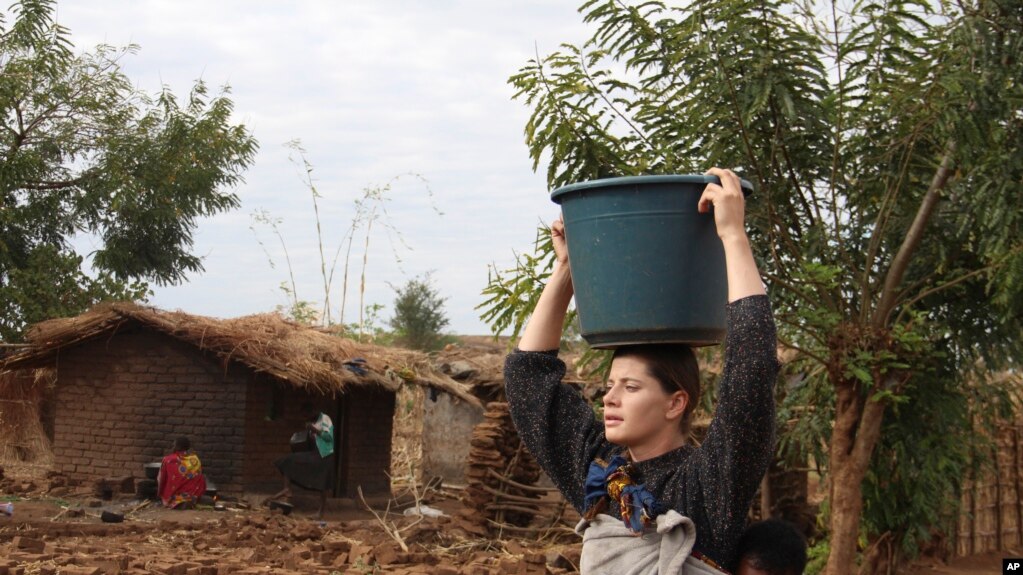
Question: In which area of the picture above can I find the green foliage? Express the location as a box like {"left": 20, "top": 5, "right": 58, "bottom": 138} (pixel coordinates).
{"left": 274, "top": 282, "right": 320, "bottom": 325}
{"left": 389, "top": 274, "right": 450, "bottom": 351}
{"left": 0, "top": 244, "right": 151, "bottom": 339}
{"left": 805, "top": 537, "right": 830, "bottom": 575}
{"left": 478, "top": 223, "right": 559, "bottom": 342}
{"left": 489, "top": 0, "right": 1023, "bottom": 566}
{"left": 346, "top": 303, "right": 395, "bottom": 346}
{"left": 858, "top": 321, "right": 1016, "bottom": 557}
{"left": 860, "top": 373, "right": 971, "bottom": 558}
{"left": 0, "top": 0, "right": 257, "bottom": 341}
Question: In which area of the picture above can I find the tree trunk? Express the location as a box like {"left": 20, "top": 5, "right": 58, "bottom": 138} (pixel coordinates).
{"left": 824, "top": 377, "right": 891, "bottom": 575}
{"left": 825, "top": 379, "right": 865, "bottom": 574}
{"left": 872, "top": 140, "right": 956, "bottom": 328}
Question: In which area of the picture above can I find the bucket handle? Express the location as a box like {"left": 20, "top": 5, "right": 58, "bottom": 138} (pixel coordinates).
{"left": 703, "top": 175, "right": 755, "bottom": 196}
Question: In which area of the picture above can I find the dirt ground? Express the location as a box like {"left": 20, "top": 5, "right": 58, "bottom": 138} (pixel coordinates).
{"left": 904, "top": 551, "right": 1020, "bottom": 574}
{"left": 1, "top": 465, "right": 1014, "bottom": 575}
{"left": 0, "top": 464, "right": 581, "bottom": 575}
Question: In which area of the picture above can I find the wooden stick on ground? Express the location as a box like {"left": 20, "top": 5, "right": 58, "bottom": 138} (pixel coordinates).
{"left": 125, "top": 499, "right": 151, "bottom": 516}
{"left": 356, "top": 485, "right": 423, "bottom": 553}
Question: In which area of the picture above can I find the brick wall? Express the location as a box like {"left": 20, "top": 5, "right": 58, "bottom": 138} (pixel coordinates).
{"left": 51, "top": 327, "right": 248, "bottom": 492}
{"left": 48, "top": 324, "right": 398, "bottom": 498}
{"left": 339, "top": 386, "right": 395, "bottom": 496}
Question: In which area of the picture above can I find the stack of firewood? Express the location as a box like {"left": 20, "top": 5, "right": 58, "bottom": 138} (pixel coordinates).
{"left": 463, "top": 402, "right": 546, "bottom": 533}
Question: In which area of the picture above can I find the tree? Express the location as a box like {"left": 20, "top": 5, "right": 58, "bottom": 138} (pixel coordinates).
{"left": 389, "top": 274, "right": 450, "bottom": 351}
{"left": 0, "top": 0, "right": 257, "bottom": 341}
{"left": 481, "top": 0, "right": 1023, "bottom": 571}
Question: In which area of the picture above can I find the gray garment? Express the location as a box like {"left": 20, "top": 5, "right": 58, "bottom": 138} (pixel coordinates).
{"left": 575, "top": 512, "right": 727, "bottom": 575}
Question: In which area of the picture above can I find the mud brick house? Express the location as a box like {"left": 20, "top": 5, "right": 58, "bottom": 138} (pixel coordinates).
{"left": 0, "top": 303, "right": 478, "bottom": 497}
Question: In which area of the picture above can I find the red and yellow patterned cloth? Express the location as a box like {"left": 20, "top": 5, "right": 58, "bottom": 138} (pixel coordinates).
{"left": 157, "top": 450, "right": 206, "bottom": 508}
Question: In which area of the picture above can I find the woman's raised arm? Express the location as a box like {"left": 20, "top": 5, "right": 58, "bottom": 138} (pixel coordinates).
{"left": 517, "top": 218, "right": 574, "bottom": 351}
{"left": 698, "top": 167, "right": 766, "bottom": 302}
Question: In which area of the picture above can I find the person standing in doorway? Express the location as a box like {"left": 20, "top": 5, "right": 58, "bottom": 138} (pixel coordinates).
{"left": 271, "top": 403, "right": 335, "bottom": 519}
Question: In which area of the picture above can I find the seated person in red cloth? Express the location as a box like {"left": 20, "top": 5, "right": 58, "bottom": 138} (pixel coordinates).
{"left": 157, "top": 437, "right": 207, "bottom": 509}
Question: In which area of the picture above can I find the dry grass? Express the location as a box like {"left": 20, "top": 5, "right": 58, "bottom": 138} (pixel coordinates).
{"left": 0, "top": 368, "right": 55, "bottom": 475}
{"left": 2, "top": 302, "right": 479, "bottom": 406}
{"left": 390, "top": 382, "right": 425, "bottom": 491}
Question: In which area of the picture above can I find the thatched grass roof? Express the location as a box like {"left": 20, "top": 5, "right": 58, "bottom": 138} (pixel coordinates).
{"left": 0, "top": 302, "right": 480, "bottom": 407}
{"left": 435, "top": 336, "right": 601, "bottom": 406}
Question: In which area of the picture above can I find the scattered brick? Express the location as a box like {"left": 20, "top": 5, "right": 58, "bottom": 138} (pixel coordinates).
{"left": 331, "top": 552, "right": 350, "bottom": 567}
{"left": 371, "top": 541, "right": 400, "bottom": 565}
{"left": 12, "top": 536, "right": 46, "bottom": 553}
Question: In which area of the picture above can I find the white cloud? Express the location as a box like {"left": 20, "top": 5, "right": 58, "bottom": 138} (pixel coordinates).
{"left": 51, "top": 0, "right": 589, "bottom": 334}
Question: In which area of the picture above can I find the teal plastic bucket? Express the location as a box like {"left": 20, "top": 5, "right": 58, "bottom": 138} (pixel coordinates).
{"left": 551, "top": 174, "right": 753, "bottom": 348}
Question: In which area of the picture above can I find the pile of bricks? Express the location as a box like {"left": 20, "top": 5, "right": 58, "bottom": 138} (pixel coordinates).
{"left": 462, "top": 402, "right": 544, "bottom": 534}
{"left": 0, "top": 470, "right": 96, "bottom": 504}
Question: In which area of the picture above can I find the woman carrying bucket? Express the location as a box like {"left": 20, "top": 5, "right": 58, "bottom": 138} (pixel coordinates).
{"left": 504, "top": 168, "right": 779, "bottom": 573}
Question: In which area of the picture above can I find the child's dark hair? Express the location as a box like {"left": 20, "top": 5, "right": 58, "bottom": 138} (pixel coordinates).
{"left": 733, "top": 519, "right": 807, "bottom": 575}
{"left": 173, "top": 436, "right": 191, "bottom": 452}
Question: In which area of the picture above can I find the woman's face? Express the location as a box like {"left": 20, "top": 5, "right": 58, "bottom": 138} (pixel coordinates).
{"left": 603, "top": 355, "right": 687, "bottom": 449}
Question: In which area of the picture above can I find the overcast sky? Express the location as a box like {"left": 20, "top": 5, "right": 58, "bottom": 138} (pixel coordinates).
{"left": 53, "top": 1, "right": 590, "bottom": 335}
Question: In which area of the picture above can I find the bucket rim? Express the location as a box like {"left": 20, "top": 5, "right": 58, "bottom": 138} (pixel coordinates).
{"left": 551, "top": 174, "right": 753, "bottom": 203}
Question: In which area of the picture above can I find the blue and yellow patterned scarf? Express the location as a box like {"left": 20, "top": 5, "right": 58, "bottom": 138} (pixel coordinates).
{"left": 583, "top": 454, "right": 665, "bottom": 534}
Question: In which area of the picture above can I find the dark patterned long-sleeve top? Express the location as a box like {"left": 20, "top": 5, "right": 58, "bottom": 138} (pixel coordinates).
{"left": 504, "top": 294, "right": 780, "bottom": 568}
